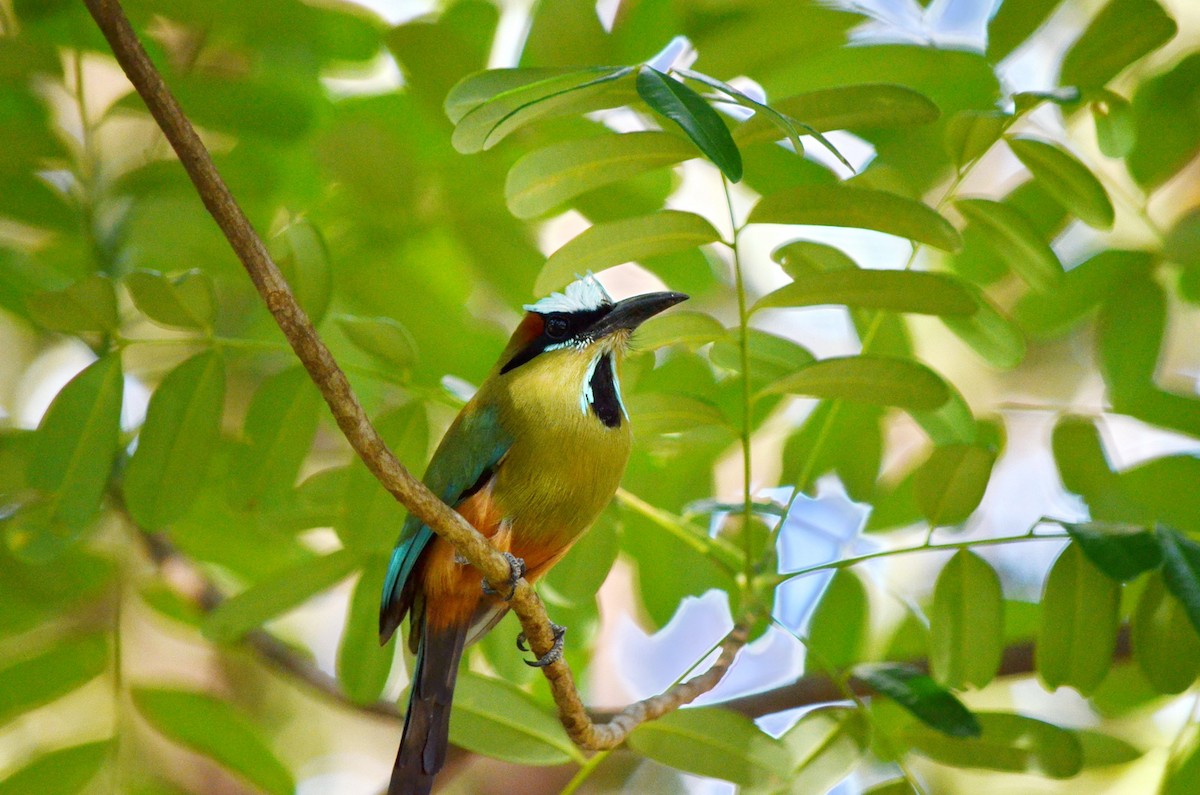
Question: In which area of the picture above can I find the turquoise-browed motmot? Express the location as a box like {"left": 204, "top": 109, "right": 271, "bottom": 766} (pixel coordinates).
{"left": 379, "top": 274, "right": 687, "bottom": 795}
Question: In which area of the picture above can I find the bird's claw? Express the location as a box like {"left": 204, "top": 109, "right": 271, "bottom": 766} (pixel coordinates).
{"left": 518, "top": 623, "right": 566, "bottom": 668}
{"left": 481, "top": 552, "right": 525, "bottom": 601}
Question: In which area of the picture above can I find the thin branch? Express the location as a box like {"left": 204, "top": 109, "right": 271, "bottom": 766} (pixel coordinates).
{"left": 82, "top": 0, "right": 746, "bottom": 749}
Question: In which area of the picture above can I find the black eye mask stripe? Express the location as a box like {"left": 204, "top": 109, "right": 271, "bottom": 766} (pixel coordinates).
{"left": 500, "top": 305, "right": 613, "bottom": 374}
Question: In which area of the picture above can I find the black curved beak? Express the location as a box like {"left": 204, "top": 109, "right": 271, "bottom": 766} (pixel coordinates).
{"left": 590, "top": 291, "right": 688, "bottom": 337}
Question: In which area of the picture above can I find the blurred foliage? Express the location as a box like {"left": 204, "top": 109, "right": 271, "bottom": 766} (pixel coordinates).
{"left": 1, "top": 0, "right": 1199, "bottom": 793}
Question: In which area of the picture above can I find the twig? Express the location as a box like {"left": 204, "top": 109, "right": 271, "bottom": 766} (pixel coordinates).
{"left": 82, "top": 0, "right": 746, "bottom": 749}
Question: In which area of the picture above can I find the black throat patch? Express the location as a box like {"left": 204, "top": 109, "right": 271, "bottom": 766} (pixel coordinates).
{"left": 589, "top": 353, "right": 622, "bottom": 428}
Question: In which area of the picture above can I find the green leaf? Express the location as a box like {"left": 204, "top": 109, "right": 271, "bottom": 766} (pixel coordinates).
{"left": 944, "top": 110, "right": 1009, "bottom": 170}
{"left": 807, "top": 570, "right": 868, "bottom": 672}
{"left": 1158, "top": 527, "right": 1200, "bottom": 635}
{"left": 229, "top": 367, "right": 321, "bottom": 504}
{"left": 855, "top": 663, "right": 980, "bottom": 738}
{"left": 1133, "top": 570, "right": 1200, "bottom": 694}
{"left": 1096, "top": 271, "right": 1161, "bottom": 408}
{"left": 1091, "top": 91, "right": 1136, "bottom": 158}
{"left": 931, "top": 550, "right": 1004, "bottom": 689}
{"left": 541, "top": 506, "right": 619, "bottom": 609}
{"left": 0, "top": 742, "right": 109, "bottom": 795}
{"left": 1013, "top": 249, "right": 1149, "bottom": 340}
{"left": 752, "top": 269, "right": 976, "bottom": 316}
{"left": 1076, "top": 729, "right": 1143, "bottom": 768}
{"left": 771, "top": 239, "right": 858, "bottom": 278}
{"left": 1037, "top": 544, "right": 1121, "bottom": 696}
{"left": 914, "top": 444, "right": 996, "bottom": 527}
{"left": 26, "top": 274, "right": 119, "bottom": 333}
{"left": 735, "top": 83, "right": 939, "bottom": 147}
{"left": 632, "top": 310, "right": 724, "bottom": 351}
{"left": 123, "top": 270, "right": 215, "bottom": 330}
{"left": 0, "top": 634, "right": 108, "bottom": 725}
{"left": 204, "top": 549, "right": 359, "bottom": 643}
{"left": 750, "top": 185, "right": 962, "bottom": 252}
{"left": 449, "top": 672, "right": 582, "bottom": 765}
{"left": 863, "top": 780, "right": 917, "bottom": 795}
{"left": 627, "top": 706, "right": 790, "bottom": 788}
{"left": 450, "top": 67, "right": 633, "bottom": 153}
{"left": 760, "top": 355, "right": 951, "bottom": 413}
{"left": 940, "top": 288, "right": 1025, "bottom": 369}
{"left": 270, "top": 219, "right": 333, "bottom": 324}
{"left": 1061, "top": 522, "right": 1162, "bottom": 581}
{"left": 987, "top": 0, "right": 1066, "bottom": 61}
{"left": 338, "top": 404, "right": 428, "bottom": 551}
{"left": 337, "top": 558, "right": 394, "bottom": 705}
{"left": 132, "top": 688, "right": 294, "bottom": 795}
{"left": 124, "top": 351, "right": 225, "bottom": 531}
{"left": 337, "top": 315, "right": 419, "bottom": 373}
{"left": 709, "top": 328, "right": 815, "bottom": 386}
{"left": 1052, "top": 415, "right": 1117, "bottom": 500}
{"left": 635, "top": 66, "right": 742, "bottom": 181}
{"left": 625, "top": 393, "right": 727, "bottom": 436}
{"left": 1164, "top": 729, "right": 1200, "bottom": 795}
{"left": 782, "top": 707, "right": 868, "bottom": 792}
{"left": 1127, "top": 53, "right": 1200, "bottom": 188}
{"left": 505, "top": 131, "right": 696, "bottom": 219}
{"left": 909, "top": 386, "right": 977, "bottom": 447}
{"left": 1007, "top": 137, "right": 1114, "bottom": 229}
{"left": 903, "top": 711, "right": 1081, "bottom": 777}
{"left": 955, "top": 199, "right": 1063, "bottom": 291}
{"left": 28, "top": 355, "right": 124, "bottom": 531}
{"left": 1060, "top": 0, "right": 1176, "bottom": 90}
{"left": 535, "top": 211, "right": 722, "bottom": 295}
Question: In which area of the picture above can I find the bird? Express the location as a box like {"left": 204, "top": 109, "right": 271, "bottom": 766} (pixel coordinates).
{"left": 378, "top": 273, "right": 687, "bottom": 795}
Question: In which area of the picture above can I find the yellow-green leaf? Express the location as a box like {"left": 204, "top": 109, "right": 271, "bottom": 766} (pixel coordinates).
{"left": 752, "top": 269, "right": 976, "bottom": 316}
{"left": 124, "top": 269, "right": 215, "bottom": 330}
{"left": 808, "top": 570, "right": 868, "bottom": 672}
{"left": 735, "top": 83, "right": 939, "bottom": 146}
{"left": 1008, "top": 137, "right": 1114, "bottom": 229}
{"left": 26, "top": 274, "right": 119, "bottom": 333}
{"left": 450, "top": 672, "right": 582, "bottom": 765}
{"left": 903, "top": 711, "right": 1082, "bottom": 777}
{"left": 506, "top": 131, "right": 695, "bottom": 219}
{"left": 931, "top": 550, "right": 1004, "bottom": 689}
{"left": 1060, "top": 0, "right": 1177, "bottom": 90}
{"left": 940, "top": 288, "right": 1026, "bottom": 369}
{"left": 945, "top": 110, "right": 1009, "bottom": 170}
{"left": 535, "top": 211, "right": 721, "bottom": 295}
{"left": 628, "top": 707, "right": 790, "bottom": 787}
{"left": 956, "top": 198, "right": 1063, "bottom": 291}
{"left": 632, "top": 310, "right": 724, "bottom": 350}
{"left": 914, "top": 443, "right": 996, "bottom": 526}
{"left": 1037, "top": 544, "right": 1120, "bottom": 696}
{"left": 337, "top": 315, "right": 419, "bottom": 373}
{"left": 749, "top": 185, "right": 962, "bottom": 252}
{"left": 760, "top": 355, "right": 951, "bottom": 413}
{"left": 1133, "top": 571, "right": 1200, "bottom": 694}
{"left": 0, "top": 742, "right": 109, "bottom": 795}
{"left": 124, "top": 351, "right": 225, "bottom": 531}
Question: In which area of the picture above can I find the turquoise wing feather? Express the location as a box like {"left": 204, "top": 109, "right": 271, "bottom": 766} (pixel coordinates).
{"left": 379, "top": 402, "right": 511, "bottom": 643}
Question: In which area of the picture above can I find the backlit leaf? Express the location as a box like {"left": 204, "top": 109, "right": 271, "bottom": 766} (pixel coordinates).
{"left": 750, "top": 185, "right": 962, "bottom": 252}
{"left": 270, "top": 219, "right": 333, "bottom": 324}
{"left": 1037, "top": 544, "right": 1120, "bottom": 696}
{"left": 229, "top": 367, "right": 321, "bottom": 504}
{"left": 956, "top": 198, "right": 1063, "bottom": 291}
{"left": 855, "top": 663, "right": 980, "bottom": 738}
{"left": 28, "top": 356, "right": 123, "bottom": 531}
{"left": 536, "top": 211, "right": 722, "bottom": 295}
{"left": 628, "top": 706, "right": 789, "bottom": 787}
{"left": 1060, "top": 0, "right": 1176, "bottom": 90}
{"left": 760, "top": 356, "right": 950, "bottom": 413}
{"left": 26, "top": 274, "right": 119, "bottom": 333}
{"left": 506, "top": 131, "right": 696, "bottom": 219}
{"left": 133, "top": 688, "right": 294, "bottom": 795}
{"left": 1007, "top": 137, "right": 1113, "bottom": 229}
{"left": 945, "top": 110, "right": 1009, "bottom": 170}
{"left": 204, "top": 550, "right": 359, "bottom": 643}
{"left": 931, "top": 550, "right": 1003, "bottom": 689}
{"left": 914, "top": 444, "right": 996, "bottom": 527}
{"left": 783, "top": 707, "right": 868, "bottom": 792}
{"left": 450, "top": 672, "right": 582, "bottom": 765}
{"left": 338, "top": 559, "right": 395, "bottom": 705}
{"left": 903, "top": 711, "right": 1081, "bottom": 777}
{"left": 633, "top": 310, "right": 724, "bottom": 351}
{"left": 626, "top": 393, "right": 727, "bottom": 436}
{"left": 807, "top": 570, "right": 868, "bottom": 672}
{"left": 124, "top": 351, "right": 225, "bottom": 531}
{"left": 752, "top": 269, "right": 976, "bottom": 316}
{"left": 0, "top": 634, "right": 108, "bottom": 725}
{"left": 337, "top": 315, "right": 419, "bottom": 373}
{"left": 1132, "top": 571, "right": 1200, "bottom": 694}
{"left": 940, "top": 288, "right": 1025, "bottom": 369}
{"left": 987, "top": 0, "right": 1066, "bottom": 61}
{"left": 124, "top": 270, "right": 215, "bottom": 330}
{"left": 635, "top": 67, "right": 742, "bottom": 181}
{"left": 1091, "top": 91, "right": 1136, "bottom": 158}
{"left": 0, "top": 742, "right": 109, "bottom": 795}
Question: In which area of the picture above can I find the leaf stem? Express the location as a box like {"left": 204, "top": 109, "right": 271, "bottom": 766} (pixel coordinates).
{"left": 615, "top": 488, "right": 742, "bottom": 573}
{"left": 722, "top": 175, "right": 756, "bottom": 589}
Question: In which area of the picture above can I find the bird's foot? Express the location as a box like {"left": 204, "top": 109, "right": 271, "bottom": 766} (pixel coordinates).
{"left": 517, "top": 623, "right": 566, "bottom": 668}
{"left": 481, "top": 552, "right": 525, "bottom": 601}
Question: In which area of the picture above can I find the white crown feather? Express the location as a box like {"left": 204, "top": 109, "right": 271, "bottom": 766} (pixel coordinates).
{"left": 523, "top": 273, "right": 614, "bottom": 314}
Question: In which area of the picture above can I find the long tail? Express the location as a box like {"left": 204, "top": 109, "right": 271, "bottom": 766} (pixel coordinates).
{"left": 388, "top": 621, "right": 468, "bottom": 795}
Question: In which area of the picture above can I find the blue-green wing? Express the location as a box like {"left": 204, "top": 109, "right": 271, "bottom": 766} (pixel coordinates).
{"left": 379, "top": 402, "right": 511, "bottom": 643}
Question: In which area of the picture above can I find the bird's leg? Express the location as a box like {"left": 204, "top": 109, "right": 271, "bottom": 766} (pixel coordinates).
{"left": 517, "top": 623, "right": 566, "bottom": 668}
{"left": 481, "top": 551, "right": 525, "bottom": 601}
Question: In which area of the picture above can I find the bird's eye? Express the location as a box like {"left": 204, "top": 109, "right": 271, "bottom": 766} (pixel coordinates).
{"left": 545, "top": 316, "right": 569, "bottom": 339}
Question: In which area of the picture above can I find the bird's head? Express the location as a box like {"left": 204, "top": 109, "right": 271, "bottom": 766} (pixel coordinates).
{"left": 499, "top": 275, "right": 687, "bottom": 375}
{"left": 493, "top": 275, "right": 686, "bottom": 427}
